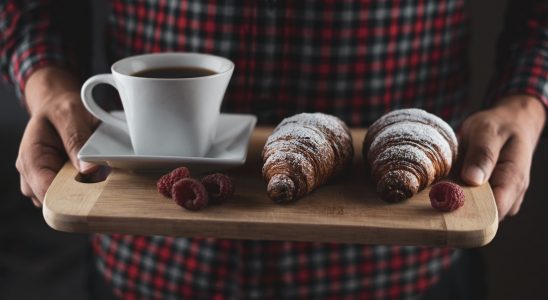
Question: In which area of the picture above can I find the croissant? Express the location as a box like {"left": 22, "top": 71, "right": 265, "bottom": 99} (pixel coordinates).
{"left": 262, "top": 113, "right": 354, "bottom": 203}
{"left": 363, "top": 108, "right": 458, "bottom": 203}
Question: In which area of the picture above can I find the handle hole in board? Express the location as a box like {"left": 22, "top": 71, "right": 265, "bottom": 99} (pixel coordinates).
{"left": 74, "top": 166, "right": 111, "bottom": 183}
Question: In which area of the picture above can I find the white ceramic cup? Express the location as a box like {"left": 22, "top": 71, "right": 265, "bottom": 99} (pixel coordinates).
{"left": 81, "top": 52, "right": 234, "bottom": 157}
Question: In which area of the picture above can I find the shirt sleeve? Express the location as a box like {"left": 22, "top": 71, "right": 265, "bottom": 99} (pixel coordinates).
{"left": 0, "top": 0, "right": 71, "bottom": 100}
{"left": 487, "top": 0, "right": 548, "bottom": 108}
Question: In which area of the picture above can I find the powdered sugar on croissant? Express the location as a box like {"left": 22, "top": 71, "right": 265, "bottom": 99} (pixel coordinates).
{"left": 363, "top": 108, "right": 458, "bottom": 203}
{"left": 262, "top": 113, "right": 353, "bottom": 203}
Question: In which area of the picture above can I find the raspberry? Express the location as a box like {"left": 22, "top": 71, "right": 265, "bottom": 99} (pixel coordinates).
{"left": 201, "top": 173, "right": 234, "bottom": 204}
{"left": 429, "top": 181, "right": 465, "bottom": 212}
{"left": 156, "top": 167, "right": 191, "bottom": 198}
{"left": 171, "top": 178, "right": 209, "bottom": 211}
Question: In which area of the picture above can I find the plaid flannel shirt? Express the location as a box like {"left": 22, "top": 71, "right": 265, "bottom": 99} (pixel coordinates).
{"left": 1, "top": 0, "right": 547, "bottom": 299}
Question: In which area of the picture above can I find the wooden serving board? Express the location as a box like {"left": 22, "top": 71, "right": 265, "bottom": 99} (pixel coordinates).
{"left": 43, "top": 128, "right": 498, "bottom": 248}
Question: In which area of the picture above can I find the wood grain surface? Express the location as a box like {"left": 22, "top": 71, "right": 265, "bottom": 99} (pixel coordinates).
{"left": 43, "top": 128, "right": 498, "bottom": 248}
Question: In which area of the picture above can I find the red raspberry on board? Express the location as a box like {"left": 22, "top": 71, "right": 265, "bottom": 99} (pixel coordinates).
{"left": 171, "top": 178, "right": 209, "bottom": 211}
{"left": 156, "top": 167, "right": 191, "bottom": 198}
{"left": 201, "top": 173, "right": 235, "bottom": 204}
{"left": 429, "top": 181, "right": 465, "bottom": 212}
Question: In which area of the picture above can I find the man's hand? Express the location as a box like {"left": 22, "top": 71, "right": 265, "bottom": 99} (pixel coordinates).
{"left": 16, "top": 66, "right": 98, "bottom": 206}
{"left": 460, "top": 95, "right": 546, "bottom": 220}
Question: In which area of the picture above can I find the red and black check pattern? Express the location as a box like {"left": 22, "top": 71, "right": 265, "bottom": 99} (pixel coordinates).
{"left": 2, "top": 0, "right": 547, "bottom": 299}
{"left": 108, "top": 0, "right": 473, "bottom": 127}
{"left": 486, "top": 0, "right": 548, "bottom": 107}
{"left": 93, "top": 235, "right": 457, "bottom": 299}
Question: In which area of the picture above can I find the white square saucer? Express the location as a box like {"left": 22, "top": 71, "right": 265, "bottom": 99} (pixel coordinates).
{"left": 78, "top": 111, "right": 257, "bottom": 173}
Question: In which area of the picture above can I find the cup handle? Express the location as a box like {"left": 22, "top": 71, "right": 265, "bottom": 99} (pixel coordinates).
{"left": 81, "top": 74, "right": 127, "bottom": 132}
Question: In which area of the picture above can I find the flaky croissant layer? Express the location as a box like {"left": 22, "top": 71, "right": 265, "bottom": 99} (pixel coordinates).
{"left": 363, "top": 108, "right": 458, "bottom": 203}
{"left": 262, "top": 113, "right": 354, "bottom": 203}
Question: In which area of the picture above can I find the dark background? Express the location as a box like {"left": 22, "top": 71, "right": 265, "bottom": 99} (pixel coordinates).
{"left": 0, "top": 1, "right": 546, "bottom": 299}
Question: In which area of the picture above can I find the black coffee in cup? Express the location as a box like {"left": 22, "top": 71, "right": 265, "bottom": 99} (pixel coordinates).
{"left": 132, "top": 67, "right": 217, "bottom": 79}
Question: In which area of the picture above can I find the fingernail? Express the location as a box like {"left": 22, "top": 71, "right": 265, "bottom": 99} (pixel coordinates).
{"left": 79, "top": 161, "right": 97, "bottom": 174}
{"left": 464, "top": 166, "right": 485, "bottom": 185}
